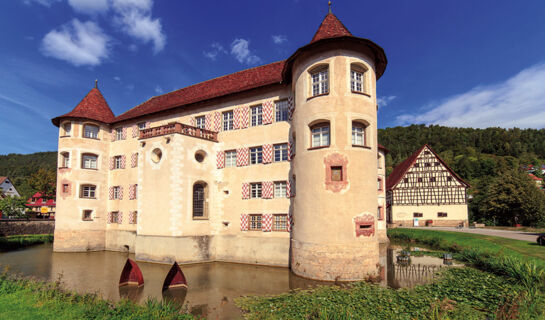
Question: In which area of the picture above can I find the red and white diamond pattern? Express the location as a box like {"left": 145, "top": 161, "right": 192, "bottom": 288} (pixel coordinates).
{"left": 118, "top": 186, "right": 124, "bottom": 200}
{"left": 262, "top": 144, "right": 272, "bottom": 164}
{"left": 262, "top": 100, "right": 274, "bottom": 125}
{"left": 287, "top": 96, "right": 295, "bottom": 120}
{"left": 262, "top": 214, "right": 272, "bottom": 232}
{"left": 121, "top": 155, "right": 126, "bottom": 169}
{"left": 216, "top": 151, "right": 225, "bottom": 169}
{"left": 109, "top": 157, "right": 114, "bottom": 170}
{"left": 131, "top": 153, "right": 138, "bottom": 168}
{"left": 122, "top": 127, "right": 127, "bottom": 140}
{"left": 110, "top": 129, "right": 115, "bottom": 142}
{"left": 205, "top": 113, "right": 212, "bottom": 131}
{"left": 233, "top": 108, "right": 241, "bottom": 129}
{"left": 129, "top": 184, "right": 136, "bottom": 200}
{"left": 241, "top": 183, "right": 250, "bottom": 199}
{"left": 109, "top": 187, "right": 114, "bottom": 200}
{"left": 287, "top": 213, "right": 292, "bottom": 232}
{"left": 262, "top": 181, "right": 273, "bottom": 199}
{"left": 236, "top": 148, "right": 249, "bottom": 166}
{"left": 240, "top": 214, "right": 249, "bottom": 231}
{"left": 240, "top": 106, "right": 249, "bottom": 128}
{"left": 118, "top": 212, "right": 123, "bottom": 224}
{"left": 129, "top": 211, "right": 137, "bottom": 224}
{"left": 132, "top": 124, "right": 138, "bottom": 138}
{"left": 214, "top": 112, "right": 221, "bottom": 132}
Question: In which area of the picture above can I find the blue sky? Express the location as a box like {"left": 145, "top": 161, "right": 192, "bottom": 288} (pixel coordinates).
{"left": 1, "top": 0, "right": 545, "bottom": 154}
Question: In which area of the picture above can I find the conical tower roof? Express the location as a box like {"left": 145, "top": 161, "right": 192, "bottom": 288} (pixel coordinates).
{"left": 52, "top": 86, "right": 115, "bottom": 126}
{"left": 310, "top": 13, "right": 353, "bottom": 43}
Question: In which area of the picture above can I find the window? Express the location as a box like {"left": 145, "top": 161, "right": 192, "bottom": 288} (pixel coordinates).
{"left": 83, "top": 124, "right": 99, "bottom": 139}
{"left": 195, "top": 116, "right": 205, "bottom": 129}
{"left": 311, "top": 68, "right": 328, "bottom": 96}
{"left": 438, "top": 212, "right": 448, "bottom": 217}
{"left": 193, "top": 183, "right": 207, "bottom": 219}
{"left": 430, "top": 177, "right": 436, "bottom": 182}
{"left": 434, "top": 162, "right": 440, "bottom": 166}
{"left": 113, "top": 186, "right": 121, "bottom": 199}
{"left": 352, "top": 122, "right": 366, "bottom": 146}
{"left": 60, "top": 152, "right": 70, "bottom": 168}
{"left": 62, "top": 184, "right": 69, "bottom": 193}
{"left": 80, "top": 185, "right": 96, "bottom": 198}
{"left": 403, "top": 178, "right": 409, "bottom": 183}
{"left": 414, "top": 163, "right": 420, "bottom": 168}
{"left": 274, "top": 181, "right": 287, "bottom": 198}
{"left": 250, "top": 183, "right": 262, "bottom": 198}
{"left": 82, "top": 154, "right": 98, "bottom": 169}
{"left": 350, "top": 69, "right": 364, "bottom": 92}
{"left": 114, "top": 156, "right": 122, "bottom": 169}
{"left": 447, "top": 176, "right": 453, "bottom": 182}
{"left": 417, "top": 177, "right": 423, "bottom": 182}
{"left": 111, "top": 211, "right": 119, "bottom": 224}
{"left": 223, "top": 111, "right": 234, "bottom": 131}
{"left": 331, "top": 166, "right": 343, "bottom": 182}
{"left": 62, "top": 123, "right": 71, "bottom": 136}
{"left": 377, "top": 155, "right": 382, "bottom": 169}
{"left": 225, "top": 150, "right": 237, "bottom": 167}
{"left": 82, "top": 210, "right": 93, "bottom": 221}
{"left": 275, "top": 100, "right": 288, "bottom": 122}
{"left": 138, "top": 122, "right": 146, "bottom": 130}
{"left": 249, "top": 214, "right": 262, "bottom": 231}
{"left": 378, "top": 178, "right": 383, "bottom": 191}
{"left": 115, "top": 128, "right": 123, "bottom": 141}
{"left": 251, "top": 105, "right": 262, "bottom": 126}
{"left": 413, "top": 212, "right": 423, "bottom": 218}
{"left": 273, "top": 214, "right": 288, "bottom": 231}
{"left": 250, "top": 147, "right": 263, "bottom": 165}
{"left": 424, "top": 151, "right": 431, "bottom": 155}
{"left": 274, "top": 144, "right": 288, "bottom": 162}
{"left": 425, "top": 163, "right": 431, "bottom": 167}
{"left": 311, "top": 123, "right": 330, "bottom": 148}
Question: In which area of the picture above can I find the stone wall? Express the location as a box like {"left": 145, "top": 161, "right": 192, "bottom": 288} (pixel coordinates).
{"left": 0, "top": 219, "right": 55, "bottom": 236}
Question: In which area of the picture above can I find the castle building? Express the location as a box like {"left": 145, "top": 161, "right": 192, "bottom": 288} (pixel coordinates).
{"left": 386, "top": 145, "right": 470, "bottom": 228}
{"left": 52, "top": 10, "right": 388, "bottom": 281}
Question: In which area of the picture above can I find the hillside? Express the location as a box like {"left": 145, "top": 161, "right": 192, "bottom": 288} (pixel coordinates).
{"left": 0, "top": 152, "right": 57, "bottom": 198}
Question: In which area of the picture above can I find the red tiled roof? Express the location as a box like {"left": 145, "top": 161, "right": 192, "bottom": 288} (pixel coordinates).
{"left": 311, "top": 13, "right": 353, "bottom": 43}
{"left": 386, "top": 144, "right": 470, "bottom": 190}
{"left": 0, "top": 177, "right": 7, "bottom": 185}
{"left": 26, "top": 192, "right": 56, "bottom": 207}
{"left": 378, "top": 144, "right": 389, "bottom": 154}
{"left": 529, "top": 174, "right": 543, "bottom": 181}
{"left": 114, "top": 61, "right": 286, "bottom": 123}
{"left": 52, "top": 88, "right": 115, "bottom": 126}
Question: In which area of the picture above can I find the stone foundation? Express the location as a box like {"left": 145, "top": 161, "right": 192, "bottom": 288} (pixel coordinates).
{"left": 388, "top": 219, "right": 468, "bottom": 228}
{"left": 105, "top": 230, "right": 137, "bottom": 253}
{"left": 0, "top": 220, "right": 55, "bottom": 236}
{"left": 290, "top": 239, "right": 380, "bottom": 281}
{"left": 53, "top": 229, "right": 106, "bottom": 252}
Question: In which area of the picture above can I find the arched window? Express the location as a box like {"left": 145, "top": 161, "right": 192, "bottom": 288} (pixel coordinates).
{"left": 192, "top": 182, "right": 208, "bottom": 219}
{"left": 309, "top": 65, "right": 329, "bottom": 97}
{"left": 310, "top": 122, "right": 330, "bottom": 148}
{"left": 83, "top": 124, "right": 99, "bottom": 139}
{"left": 350, "top": 63, "right": 368, "bottom": 94}
{"left": 60, "top": 152, "right": 70, "bottom": 168}
{"left": 62, "top": 122, "right": 71, "bottom": 137}
{"left": 377, "top": 154, "right": 382, "bottom": 169}
{"left": 352, "top": 121, "right": 367, "bottom": 146}
{"left": 81, "top": 153, "right": 98, "bottom": 169}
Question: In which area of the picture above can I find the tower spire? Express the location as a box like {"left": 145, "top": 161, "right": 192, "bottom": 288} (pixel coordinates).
{"left": 95, "top": 79, "right": 98, "bottom": 89}
{"left": 328, "top": 1, "right": 332, "bottom": 13}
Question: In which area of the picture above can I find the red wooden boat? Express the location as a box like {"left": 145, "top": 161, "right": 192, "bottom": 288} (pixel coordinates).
{"left": 162, "top": 262, "right": 187, "bottom": 291}
{"left": 119, "top": 259, "right": 144, "bottom": 287}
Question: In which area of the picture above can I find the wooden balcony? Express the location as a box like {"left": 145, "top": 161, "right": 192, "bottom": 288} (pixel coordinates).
{"left": 139, "top": 122, "right": 218, "bottom": 142}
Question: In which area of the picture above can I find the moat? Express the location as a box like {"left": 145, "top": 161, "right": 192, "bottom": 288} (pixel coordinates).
{"left": 0, "top": 243, "right": 462, "bottom": 319}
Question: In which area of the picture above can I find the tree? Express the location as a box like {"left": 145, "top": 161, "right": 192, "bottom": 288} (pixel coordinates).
{"left": 28, "top": 168, "right": 56, "bottom": 199}
{"left": 480, "top": 170, "right": 545, "bottom": 227}
{"left": 0, "top": 196, "right": 27, "bottom": 219}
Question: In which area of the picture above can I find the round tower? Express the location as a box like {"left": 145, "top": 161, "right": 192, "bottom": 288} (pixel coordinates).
{"left": 286, "top": 12, "right": 387, "bottom": 281}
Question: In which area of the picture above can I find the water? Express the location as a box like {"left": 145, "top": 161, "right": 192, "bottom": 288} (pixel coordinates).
{"left": 0, "top": 243, "right": 462, "bottom": 319}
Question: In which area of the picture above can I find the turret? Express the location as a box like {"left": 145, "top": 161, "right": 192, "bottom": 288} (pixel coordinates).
{"left": 52, "top": 84, "right": 114, "bottom": 251}
{"left": 285, "top": 11, "right": 387, "bottom": 281}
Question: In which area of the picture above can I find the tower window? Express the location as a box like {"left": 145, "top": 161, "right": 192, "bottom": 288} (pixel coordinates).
{"left": 82, "top": 153, "right": 98, "bottom": 169}
{"left": 60, "top": 152, "right": 70, "bottom": 168}
{"left": 352, "top": 122, "right": 366, "bottom": 146}
{"left": 331, "top": 166, "right": 343, "bottom": 182}
{"left": 83, "top": 124, "right": 99, "bottom": 139}
{"left": 62, "top": 123, "right": 71, "bottom": 136}
{"left": 275, "top": 100, "right": 288, "bottom": 122}
{"left": 251, "top": 105, "right": 263, "bottom": 126}
{"left": 80, "top": 185, "right": 96, "bottom": 198}
{"left": 82, "top": 210, "right": 93, "bottom": 221}
{"left": 310, "top": 123, "right": 330, "bottom": 148}
{"left": 311, "top": 68, "right": 328, "bottom": 96}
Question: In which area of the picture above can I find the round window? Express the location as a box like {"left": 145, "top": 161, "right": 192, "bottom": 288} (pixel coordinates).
{"left": 195, "top": 150, "right": 206, "bottom": 163}
{"left": 151, "top": 148, "right": 162, "bottom": 163}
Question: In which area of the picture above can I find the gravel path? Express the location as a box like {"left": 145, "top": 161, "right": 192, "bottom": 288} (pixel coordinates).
{"left": 406, "top": 227, "right": 543, "bottom": 242}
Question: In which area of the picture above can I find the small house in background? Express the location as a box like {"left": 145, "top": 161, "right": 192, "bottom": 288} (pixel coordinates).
{"left": 26, "top": 192, "right": 56, "bottom": 219}
{"left": 386, "top": 145, "right": 470, "bottom": 228}
{"left": 0, "top": 177, "right": 20, "bottom": 197}
{"left": 528, "top": 173, "right": 543, "bottom": 188}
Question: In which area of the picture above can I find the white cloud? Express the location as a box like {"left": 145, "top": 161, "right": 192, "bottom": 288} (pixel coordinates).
{"left": 114, "top": 76, "right": 121, "bottom": 81}
{"left": 67, "top": 0, "right": 109, "bottom": 14}
{"left": 23, "top": 0, "right": 61, "bottom": 7}
{"left": 111, "top": 0, "right": 166, "bottom": 53}
{"left": 154, "top": 85, "right": 163, "bottom": 94}
{"left": 41, "top": 19, "right": 110, "bottom": 66}
{"left": 272, "top": 35, "right": 287, "bottom": 44}
{"left": 203, "top": 42, "right": 227, "bottom": 61}
{"left": 230, "top": 38, "right": 260, "bottom": 65}
{"left": 396, "top": 63, "right": 545, "bottom": 128}
{"left": 378, "top": 95, "right": 396, "bottom": 108}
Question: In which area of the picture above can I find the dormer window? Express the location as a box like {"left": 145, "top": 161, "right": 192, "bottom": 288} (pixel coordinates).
{"left": 311, "top": 67, "right": 329, "bottom": 97}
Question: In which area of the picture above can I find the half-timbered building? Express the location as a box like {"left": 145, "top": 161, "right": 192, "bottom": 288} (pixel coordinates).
{"left": 386, "top": 145, "right": 469, "bottom": 227}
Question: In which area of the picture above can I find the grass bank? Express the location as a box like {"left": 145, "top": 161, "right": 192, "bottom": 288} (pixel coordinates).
{"left": 0, "top": 273, "right": 196, "bottom": 320}
{"left": 0, "top": 234, "right": 53, "bottom": 251}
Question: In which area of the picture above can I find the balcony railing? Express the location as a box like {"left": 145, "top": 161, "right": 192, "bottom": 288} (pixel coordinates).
{"left": 139, "top": 122, "right": 218, "bottom": 142}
